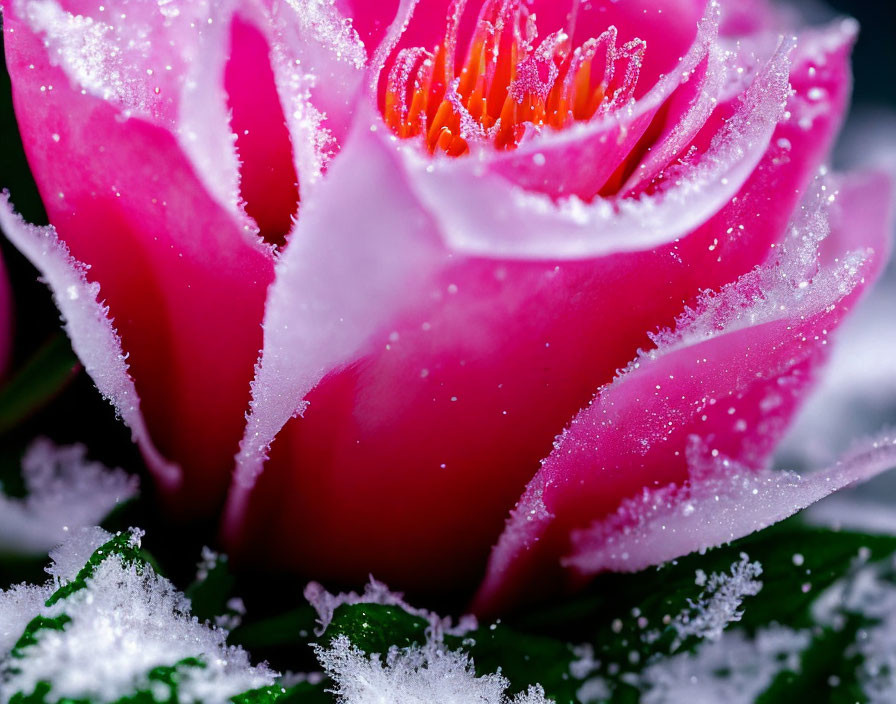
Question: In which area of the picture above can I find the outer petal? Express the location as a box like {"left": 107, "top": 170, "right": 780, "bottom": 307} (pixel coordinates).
{"left": 472, "top": 171, "right": 893, "bottom": 614}
{"left": 223, "top": 22, "right": 856, "bottom": 592}
{"left": 565, "top": 431, "right": 896, "bottom": 575}
{"left": 2, "top": 2, "right": 275, "bottom": 513}
{"left": 0, "top": 196, "right": 180, "bottom": 489}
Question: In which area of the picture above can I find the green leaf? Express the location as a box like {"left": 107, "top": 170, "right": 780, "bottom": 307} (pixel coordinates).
{"left": 9, "top": 532, "right": 153, "bottom": 661}
{"left": 0, "top": 334, "right": 78, "bottom": 434}
{"left": 232, "top": 681, "right": 331, "bottom": 704}
{"left": 186, "top": 553, "right": 237, "bottom": 623}
{"left": 304, "top": 519, "right": 896, "bottom": 703}
{"left": 322, "top": 603, "right": 429, "bottom": 654}
{"left": 229, "top": 605, "right": 320, "bottom": 652}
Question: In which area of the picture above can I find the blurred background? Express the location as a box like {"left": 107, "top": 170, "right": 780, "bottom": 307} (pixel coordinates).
{"left": 0, "top": 0, "right": 894, "bottom": 578}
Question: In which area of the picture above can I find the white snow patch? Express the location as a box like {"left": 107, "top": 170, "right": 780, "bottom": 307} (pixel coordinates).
{"left": 316, "top": 635, "right": 551, "bottom": 704}
{"left": 0, "top": 439, "right": 137, "bottom": 556}
{"left": 0, "top": 583, "right": 54, "bottom": 655}
{"left": 810, "top": 555, "right": 896, "bottom": 702}
{"left": 0, "top": 529, "right": 275, "bottom": 703}
{"left": 637, "top": 626, "right": 810, "bottom": 704}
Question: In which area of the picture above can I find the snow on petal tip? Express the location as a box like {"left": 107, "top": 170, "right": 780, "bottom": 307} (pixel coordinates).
{"left": 0, "top": 195, "right": 181, "bottom": 490}
{"left": 565, "top": 431, "right": 896, "bottom": 575}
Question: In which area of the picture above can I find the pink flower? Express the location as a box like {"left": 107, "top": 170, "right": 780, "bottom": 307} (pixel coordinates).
{"left": 1, "top": 0, "right": 893, "bottom": 612}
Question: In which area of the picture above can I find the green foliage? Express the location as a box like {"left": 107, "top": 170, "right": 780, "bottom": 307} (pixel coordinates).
{"left": 0, "top": 335, "right": 78, "bottom": 435}
{"left": 5, "top": 516, "right": 896, "bottom": 702}
{"left": 305, "top": 519, "right": 896, "bottom": 703}
{"left": 186, "top": 553, "right": 237, "bottom": 624}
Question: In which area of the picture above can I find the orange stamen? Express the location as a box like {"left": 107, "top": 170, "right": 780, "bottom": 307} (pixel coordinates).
{"left": 381, "top": 0, "right": 645, "bottom": 156}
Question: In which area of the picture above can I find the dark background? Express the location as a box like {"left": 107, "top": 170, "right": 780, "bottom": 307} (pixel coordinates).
{"left": 0, "top": 0, "right": 894, "bottom": 596}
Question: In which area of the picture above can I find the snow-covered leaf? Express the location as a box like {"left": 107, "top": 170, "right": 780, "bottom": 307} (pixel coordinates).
{"left": 0, "top": 528, "right": 278, "bottom": 704}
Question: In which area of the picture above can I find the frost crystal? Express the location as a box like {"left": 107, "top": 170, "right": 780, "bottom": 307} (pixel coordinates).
{"left": 305, "top": 577, "right": 476, "bottom": 638}
{"left": 0, "top": 439, "right": 137, "bottom": 556}
{"left": 637, "top": 627, "right": 810, "bottom": 704}
{"left": 316, "top": 635, "right": 550, "bottom": 704}
{"left": 0, "top": 583, "right": 53, "bottom": 654}
{"left": 811, "top": 557, "right": 896, "bottom": 702}
{"left": 671, "top": 554, "right": 762, "bottom": 644}
{"left": 0, "top": 529, "right": 275, "bottom": 703}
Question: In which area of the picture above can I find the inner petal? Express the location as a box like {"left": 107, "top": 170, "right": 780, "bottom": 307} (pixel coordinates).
{"left": 380, "top": 0, "right": 645, "bottom": 156}
{"left": 225, "top": 16, "right": 300, "bottom": 246}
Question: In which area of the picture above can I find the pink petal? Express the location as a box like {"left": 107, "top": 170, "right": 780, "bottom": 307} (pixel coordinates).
{"left": 251, "top": 0, "right": 368, "bottom": 192}
{"left": 472, "top": 170, "right": 893, "bottom": 615}
{"left": 0, "top": 196, "right": 180, "bottom": 490}
{"left": 404, "top": 36, "right": 792, "bottom": 258}
{"left": 3, "top": 3, "right": 276, "bottom": 513}
{"left": 6, "top": 0, "right": 252, "bottom": 223}
{"left": 225, "top": 15, "right": 300, "bottom": 245}
{"left": 223, "top": 115, "right": 445, "bottom": 549}
{"left": 565, "top": 431, "right": 896, "bottom": 575}
{"left": 221, "top": 19, "right": 859, "bottom": 593}
{"left": 473, "top": 0, "right": 718, "bottom": 200}
{"left": 719, "top": 0, "right": 781, "bottom": 36}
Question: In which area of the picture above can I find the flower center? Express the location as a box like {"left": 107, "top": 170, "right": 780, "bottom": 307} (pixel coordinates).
{"left": 382, "top": 0, "right": 645, "bottom": 156}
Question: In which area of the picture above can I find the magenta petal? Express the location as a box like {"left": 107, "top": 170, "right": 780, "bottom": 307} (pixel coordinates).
{"left": 255, "top": 0, "right": 367, "bottom": 187}
{"left": 472, "top": 171, "right": 893, "bottom": 615}
{"left": 224, "top": 115, "right": 444, "bottom": 540}
{"left": 225, "top": 15, "right": 300, "bottom": 244}
{"left": 478, "top": 1, "right": 717, "bottom": 200}
{"left": 221, "top": 20, "right": 860, "bottom": 593}
{"left": 0, "top": 196, "right": 180, "bottom": 490}
{"left": 405, "top": 37, "right": 792, "bottom": 259}
{"left": 3, "top": 3, "right": 276, "bottom": 513}
{"left": 565, "top": 432, "right": 896, "bottom": 575}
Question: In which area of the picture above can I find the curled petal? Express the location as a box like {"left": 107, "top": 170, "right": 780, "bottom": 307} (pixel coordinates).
{"left": 565, "top": 431, "right": 896, "bottom": 575}
{"left": 0, "top": 196, "right": 180, "bottom": 490}
{"left": 472, "top": 171, "right": 893, "bottom": 614}
{"left": 399, "top": 35, "right": 793, "bottom": 259}
{"left": 2, "top": 4, "right": 276, "bottom": 513}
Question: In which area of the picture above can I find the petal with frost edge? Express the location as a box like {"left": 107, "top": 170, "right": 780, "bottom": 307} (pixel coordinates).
{"left": 472, "top": 171, "right": 893, "bottom": 615}
{"left": 0, "top": 196, "right": 180, "bottom": 490}
{"left": 2, "top": 1, "right": 275, "bottom": 513}
{"left": 222, "top": 21, "right": 855, "bottom": 592}
{"left": 565, "top": 431, "right": 896, "bottom": 575}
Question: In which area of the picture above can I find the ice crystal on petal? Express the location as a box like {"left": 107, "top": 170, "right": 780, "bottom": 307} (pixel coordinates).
{"left": 565, "top": 433, "right": 896, "bottom": 574}
{"left": 264, "top": 0, "right": 367, "bottom": 193}
{"left": 316, "top": 635, "right": 550, "bottom": 704}
{"left": 0, "top": 440, "right": 137, "bottom": 556}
